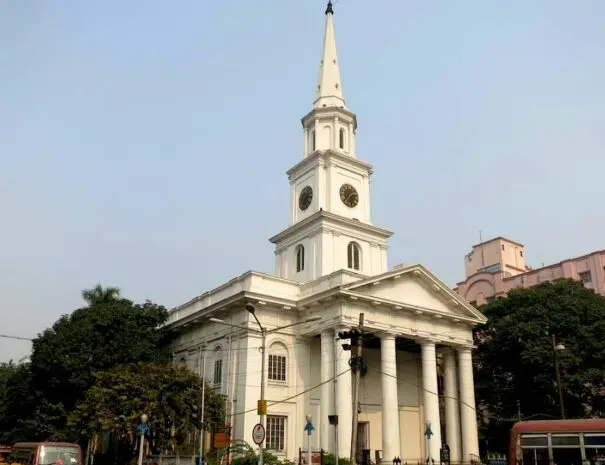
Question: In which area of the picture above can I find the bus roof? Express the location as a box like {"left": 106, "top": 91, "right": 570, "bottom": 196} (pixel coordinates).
{"left": 512, "top": 419, "right": 605, "bottom": 434}
{"left": 12, "top": 442, "right": 80, "bottom": 449}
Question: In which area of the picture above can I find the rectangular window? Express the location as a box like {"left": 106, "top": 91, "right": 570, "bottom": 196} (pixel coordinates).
{"left": 213, "top": 359, "right": 222, "bottom": 385}
{"left": 520, "top": 434, "right": 548, "bottom": 447}
{"left": 268, "top": 354, "right": 287, "bottom": 382}
{"left": 266, "top": 415, "right": 286, "bottom": 451}
{"left": 584, "top": 434, "right": 605, "bottom": 446}
{"left": 579, "top": 271, "right": 592, "bottom": 284}
{"left": 551, "top": 434, "right": 580, "bottom": 446}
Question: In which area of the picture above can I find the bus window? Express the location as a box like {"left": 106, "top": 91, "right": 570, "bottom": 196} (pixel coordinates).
{"left": 38, "top": 446, "right": 80, "bottom": 465}
{"left": 584, "top": 434, "right": 605, "bottom": 465}
{"left": 550, "top": 434, "right": 582, "bottom": 465}
{"left": 521, "top": 448, "right": 549, "bottom": 465}
{"left": 520, "top": 435, "right": 549, "bottom": 465}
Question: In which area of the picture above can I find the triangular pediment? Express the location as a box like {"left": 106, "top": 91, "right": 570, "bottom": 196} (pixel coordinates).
{"left": 343, "top": 264, "right": 487, "bottom": 324}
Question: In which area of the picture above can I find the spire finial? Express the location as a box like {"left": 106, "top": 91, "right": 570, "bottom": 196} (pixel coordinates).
{"left": 325, "top": 1, "right": 333, "bottom": 15}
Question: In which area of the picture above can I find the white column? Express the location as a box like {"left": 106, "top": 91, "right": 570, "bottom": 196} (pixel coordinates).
{"left": 421, "top": 341, "right": 442, "bottom": 463}
{"left": 380, "top": 334, "right": 401, "bottom": 463}
{"left": 458, "top": 347, "right": 479, "bottom": 462}
{"left": 304, "top": 128, "right": 309, "bottom": 156}
{"left": 335, "top": 328, "right": 353, "bottom": 459}
{"left": 443, "top": 349, "right": 461, "bottom": 463}
{"left": 321, "top": 330, "right": 335, "bottom": 453}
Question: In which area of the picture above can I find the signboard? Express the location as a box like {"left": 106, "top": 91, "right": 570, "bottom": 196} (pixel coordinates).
{"left": 440, "top": 446, "right": 451, "bottom": 465}
{"left": 214, "top": 432, "right": 229, "bottom": 449}
{"left": 257, "top": 400, "right": 267, "bottom": 416}
{"left": 300, "top": 451, "right": 322, "bottom": 465}
{"left": 252, "top": 423, "right": 265, "bottom": 445}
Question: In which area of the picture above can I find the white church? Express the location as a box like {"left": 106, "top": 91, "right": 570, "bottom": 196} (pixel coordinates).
{"left": 166, "top": 2, "right": 486, "bottom": 464}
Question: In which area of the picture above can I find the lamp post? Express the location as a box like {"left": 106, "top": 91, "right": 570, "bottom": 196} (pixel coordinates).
{"left": 305, "top": 415, "right": 314, "bottom": 465}
{"left": 210, "top": 308, "right": 321, "bottom": 465}
{"left": 137, "top": 413, "right": 149, "bottom": 465}
{"left": 199, "top": 344, "right": 208, "bottom": 465}
{"left": 551, "top": 335, "right": 566, "bottom": 419}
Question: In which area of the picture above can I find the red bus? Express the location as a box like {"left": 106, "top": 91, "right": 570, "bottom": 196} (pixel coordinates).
{"left": 7, "top": 442, "right": 82, "bottom": 465}
{"left": 509, "top": 419, "right": 605, "bottom": 465}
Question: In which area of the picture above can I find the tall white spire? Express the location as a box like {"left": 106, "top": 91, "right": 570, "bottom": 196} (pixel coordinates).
{"left": 313, "top": 1, "right": 346, "bottom": 109}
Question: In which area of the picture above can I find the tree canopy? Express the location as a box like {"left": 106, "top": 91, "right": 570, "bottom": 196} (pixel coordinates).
{"left": 0, "top": 285, "right": 177, "bottom": 443}
{"left": 81, "top": 284, "right": 121, "bottom": 306}
{"left": 70, "top": 362, "right": 225, "bottom": 463}
{"left": 474, "top": 279, "right": 605, "bottom": 451}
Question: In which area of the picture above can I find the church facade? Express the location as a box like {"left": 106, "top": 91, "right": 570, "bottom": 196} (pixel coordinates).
{"left": 166, "top": 3, "right": 486, "bottom": 464}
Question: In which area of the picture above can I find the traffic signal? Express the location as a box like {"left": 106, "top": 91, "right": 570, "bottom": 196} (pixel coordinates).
{"left": 338, "top": 328, "right": 362, "bottom": 351}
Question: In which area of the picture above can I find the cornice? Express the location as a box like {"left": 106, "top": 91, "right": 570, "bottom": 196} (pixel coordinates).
{"left": 269, "top": 210, "right": 393, "bottom": 245}
{"left": 287, "top": 150, "right": 372, "bottom": 179}
{"left": 300, "top": 106, "right": 358, "bottom": 130}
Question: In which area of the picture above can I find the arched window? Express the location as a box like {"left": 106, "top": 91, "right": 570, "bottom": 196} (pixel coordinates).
{"left": 213, "top": 346, "right": 223, "bottom": 386}
{"left": 268, "top": 342, "right": 288, "bottom": 382}
{"left": 339, "top": 128, "right": 345, "bottom": 149}
{"left": 310, "top": 130, "right": 316, "bottom": 152}
{"left": 296, "top": 244, "right": 305, "bottom": 273}
{"left": 347, "top": 242, "right": 361, "bottom": 271}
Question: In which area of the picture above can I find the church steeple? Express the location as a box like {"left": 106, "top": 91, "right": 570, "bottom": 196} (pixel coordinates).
{"left": 269, "top": 1, "right": 392, "bottom": 283}
{"left": 314, "top": 1, "right": 346, "bottom": 109}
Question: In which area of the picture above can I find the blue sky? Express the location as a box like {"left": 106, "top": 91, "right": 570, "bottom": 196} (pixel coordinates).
{"left": 1, "top": 0, "right": 604, "bottom": 362}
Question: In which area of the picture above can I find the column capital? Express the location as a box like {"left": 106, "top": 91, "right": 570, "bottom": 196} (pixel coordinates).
{"left": 456, "top": 346, "right": 475, "bottom": 356}
{"left": 419, "top": 338, "right": 439, "bottom": 347}
{"left": 377, "top": 331, "right": 396, "bottom": 342}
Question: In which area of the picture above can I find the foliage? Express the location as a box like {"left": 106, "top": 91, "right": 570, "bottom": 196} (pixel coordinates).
{"left": 70, "top": 362, "right": 225, "bottom": 462}
{"left": 0, "top": 285, "right": 171, "bottom": 444}
{"left": 81, "top": 284, "right": 121, "bottom": 306}
{"left": 473, "top": 279, "right": 605, "bottom": 452}
{"left": 226, "top": 440, "right": 296, "bottom": 465}
{"left": 27, "top": 294, "right": 169, "bottom": 439}
{"left": 322, "top": 453, "right": 351, "bottom": 465}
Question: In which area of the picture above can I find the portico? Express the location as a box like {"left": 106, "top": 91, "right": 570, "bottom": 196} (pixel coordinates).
{"left": 306, "top": 265, "right": 485, "bottom": 463}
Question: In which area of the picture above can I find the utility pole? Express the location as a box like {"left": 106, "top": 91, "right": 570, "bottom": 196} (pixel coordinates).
{"left": 551, "top": 335, "right": 566, "bottom": 419}
{"left": 350, "top": 313, "right": 364, "bottom": 465}
{"left": 338, "top": 314, "right": 366, "bottom": 465}
{"left": 199, "top": 344, "right": 208, "bottom": 465}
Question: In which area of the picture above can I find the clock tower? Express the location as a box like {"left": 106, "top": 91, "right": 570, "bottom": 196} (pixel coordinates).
{"left": 269, "top": 1, "right": 392, "bottom": 282}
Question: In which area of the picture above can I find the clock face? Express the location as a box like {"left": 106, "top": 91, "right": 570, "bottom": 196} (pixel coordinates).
{"left": 298, "top": 186, "right": 313, "bottom": 211}
{"left": 339, "top": 183, "right": 359, "bottom": 208}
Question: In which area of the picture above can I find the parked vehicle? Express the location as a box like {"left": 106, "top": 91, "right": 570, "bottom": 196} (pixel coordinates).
{"left": 509, "top": 419, "right": 605, "bottom": 465}
{"left": 7, "top": 442, "right": 82, "bottom": 465}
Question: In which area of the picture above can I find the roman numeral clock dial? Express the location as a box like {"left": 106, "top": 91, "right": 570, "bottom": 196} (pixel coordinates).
{"left": 298, "top": 186, "right": 313, "bottom": 211}
{"left": 339, "top": 183, "right": 359, "bottom": 208}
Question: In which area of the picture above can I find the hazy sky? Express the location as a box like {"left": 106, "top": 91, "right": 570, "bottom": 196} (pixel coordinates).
{"left": 1, "top": 1, "right": 604, "bottom": 363}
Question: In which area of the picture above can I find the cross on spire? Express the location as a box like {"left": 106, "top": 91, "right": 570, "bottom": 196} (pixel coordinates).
{"left": 325, "top": 1, "right": 334, "bottom": 15}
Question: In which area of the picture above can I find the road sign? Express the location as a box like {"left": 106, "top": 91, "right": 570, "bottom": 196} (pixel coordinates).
{"left": 252, "top": 423, "right": 265, "bottom": 445}
{"left": 257, "top": 400, "right": 267, "bottom": 415}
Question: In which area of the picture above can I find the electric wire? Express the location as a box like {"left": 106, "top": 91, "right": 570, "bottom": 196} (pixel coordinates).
{"left": 228, "top": 368, "right": 352, "bottom": 418}
{"left": 364, "top": 363, "right": 555, "bottom": 423}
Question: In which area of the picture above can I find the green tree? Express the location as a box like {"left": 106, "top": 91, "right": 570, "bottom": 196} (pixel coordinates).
{"left": 474, "top": 279, "right": 605, "bottom": 452}
{"left": 70, "top": 362, "right": 226, "bottom": 463}
{"left": 81, "top": 284, "right": 121, "bottom": 306}
{"left": 0, "top": 362, "right": 59, "bottom": 443}
{"left": 27, "top": 296, "right": 169, "bottom": 440}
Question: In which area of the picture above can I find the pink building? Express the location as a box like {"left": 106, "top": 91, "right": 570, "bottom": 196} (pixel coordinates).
{"left": 455, "top": 236, "right": 605, "bottom": 306}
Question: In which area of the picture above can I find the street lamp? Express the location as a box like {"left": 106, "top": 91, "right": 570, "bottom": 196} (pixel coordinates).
{"left": 551, "top": 335, "right": 566, "bottom": 419}
{"left": 137, "top": 413, "right": 149, "bottom": 465}
{"left": 210, "top": 308, "right": 321, "bottom": 465}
